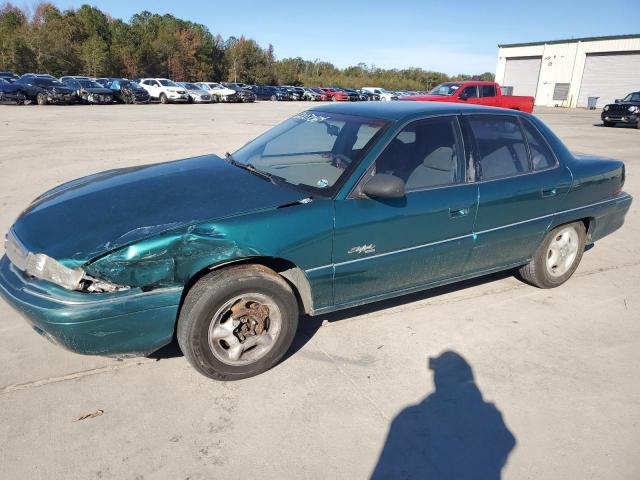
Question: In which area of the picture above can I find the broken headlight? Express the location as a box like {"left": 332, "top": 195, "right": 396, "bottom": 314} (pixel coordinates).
{"left": 24, "top": 253, "right": 85, "bottom": 290}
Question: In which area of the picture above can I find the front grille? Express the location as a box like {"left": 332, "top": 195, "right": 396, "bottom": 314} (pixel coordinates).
{"left": 607, "top": 104, "right": 631, "bottom": 113}
{"left": 4, "top": 229, "right": 29, "bottom": 271}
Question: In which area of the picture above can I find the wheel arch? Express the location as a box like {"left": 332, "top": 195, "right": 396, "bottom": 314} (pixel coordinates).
{"left": 182, "top": 256, "right": 314, "bottom": 316}
{"left": 548, "top": 216, "right": 594, "bottom": 242}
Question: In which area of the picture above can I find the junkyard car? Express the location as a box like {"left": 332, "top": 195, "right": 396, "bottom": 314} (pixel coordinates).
{"left": 0, "top": 71, "right": 20, "bottom": 83}
{"left": 0, "top": 77, "right": 26, "bottom": 104}
{"left": 139, "top": 78, "right": 189, "bottom": 103}
{"left": 302, "top": 87, "right": 326, "bottom": 101}
{"left": 177, "top": 82, "right": 212, "bottom": 103}
{"left": 0, "top": 103, "right": 631, "bottom": 381}
{"left": 195, "top": 82, "right": 238, "bottom": 102}
{"left": 103, "top": 79, "right": 151, "bottom": 104}
{"left": 13, "top": 75, "right": 75, "bottom": 105}
{"left": 601, "top": 92, "right": 640, "bottom": 129}
{"left": 221, "top": 83, "right": 257, "bottom": 103}
{"left": 60, "top": 76, "right": 114, "bottom": 104}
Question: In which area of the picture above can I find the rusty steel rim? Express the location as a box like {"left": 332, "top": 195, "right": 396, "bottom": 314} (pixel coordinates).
{"left": 207, "top": 293, "right": 282, "bottom": 366}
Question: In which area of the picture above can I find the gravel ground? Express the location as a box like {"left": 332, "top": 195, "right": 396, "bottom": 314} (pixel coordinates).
{"left": 0, "top": 102, "right": 638, "bottom": 480}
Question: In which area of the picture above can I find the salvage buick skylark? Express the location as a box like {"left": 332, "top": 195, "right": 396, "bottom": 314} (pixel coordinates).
{"left": 0, "top": 103, "right": 632, "bottom": 380}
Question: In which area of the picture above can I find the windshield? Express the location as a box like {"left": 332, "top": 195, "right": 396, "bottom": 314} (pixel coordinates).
{"left": 159, "top": 79, "right": 178, "bottom": 87}
{"left": 231, "top": 111, "right": 388, "bottom": 197}
{"left": 78, "top": 79, "right": 102, "bottom": 88}
{"left": 623, "top": 92, "right": 640, "bottom": 102}
{"left": 181, "top": 83, "right": 199, "bottom": 89}
{"left": 428, "top": 83, "right": 461, "bottom": 96}
{"left": 33, "top": 78, "right": 62, "bottom": 87}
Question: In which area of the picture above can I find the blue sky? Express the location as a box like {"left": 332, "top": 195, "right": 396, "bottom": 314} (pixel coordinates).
{"left": 44, "top": 0, "right": 638, "bottom": 74}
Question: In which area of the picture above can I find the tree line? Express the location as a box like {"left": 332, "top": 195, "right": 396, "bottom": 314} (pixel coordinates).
{"left": 0, "top": 3, "right": 494, "bottom": 90}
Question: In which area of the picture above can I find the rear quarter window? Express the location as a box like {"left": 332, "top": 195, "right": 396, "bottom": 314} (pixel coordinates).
{"left": 467, "top": 115, "right": 529, "bottom": 180}
{"left": 521, "top": 119, "right": 556, "bottom": 170}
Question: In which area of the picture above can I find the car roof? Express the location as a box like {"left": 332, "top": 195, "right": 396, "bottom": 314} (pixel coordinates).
{"left": 308, "top": 101, "right": 528, "bottom": 121}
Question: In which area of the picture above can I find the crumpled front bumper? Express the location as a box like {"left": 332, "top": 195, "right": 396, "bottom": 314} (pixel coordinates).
{"left": 0, "top": 255, "right": 182, "bottom": 355}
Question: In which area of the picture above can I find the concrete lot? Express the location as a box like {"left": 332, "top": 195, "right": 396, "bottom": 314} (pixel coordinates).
{"left": 0, "top": 102, "right": 638, "bottom": 479}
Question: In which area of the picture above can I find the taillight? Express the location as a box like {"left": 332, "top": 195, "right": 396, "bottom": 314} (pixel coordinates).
{"left": 613, "top": 164, "right": 625, "bottom": 196}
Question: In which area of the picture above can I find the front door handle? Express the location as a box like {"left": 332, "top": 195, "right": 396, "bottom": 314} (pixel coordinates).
{"left": 449, "top": 206, "right": 470, "bottom": 218}
{"left": 541, "top": 188, "right": 557, "bottom": 198}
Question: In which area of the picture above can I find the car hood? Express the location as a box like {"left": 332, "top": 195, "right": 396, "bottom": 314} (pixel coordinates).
{"left": 83, "top": 87, "right": 113, "bottom": 95}
{"left": 610, "top": 102, "right": 640, "bottom": 107}
{"left": 10, "top": 155, "right": 307, "bottom": 265}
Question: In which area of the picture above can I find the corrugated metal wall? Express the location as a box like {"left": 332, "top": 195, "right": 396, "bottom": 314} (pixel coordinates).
{"left": 577, "top": 52, "right": 640, "bottom": 108}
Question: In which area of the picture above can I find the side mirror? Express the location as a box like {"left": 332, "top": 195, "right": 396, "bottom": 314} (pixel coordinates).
{"left": 362, "top": 174, "right": 405, "bottom": 199}
{"left": 458, "top": 91, "right": 468, "bottom": 100}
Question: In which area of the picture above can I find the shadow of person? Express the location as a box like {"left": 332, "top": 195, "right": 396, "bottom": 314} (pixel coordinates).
{"left": 371, "top": 351, "right": 516, "bottom": 480}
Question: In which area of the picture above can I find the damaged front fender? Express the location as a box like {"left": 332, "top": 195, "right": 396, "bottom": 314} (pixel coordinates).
{"left": 84, "top": 223, "right": 258, "bottom": 289}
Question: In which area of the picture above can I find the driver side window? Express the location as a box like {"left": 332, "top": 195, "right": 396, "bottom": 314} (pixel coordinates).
{"left": 374, "top": 117, "right": 462, "bottom": 192}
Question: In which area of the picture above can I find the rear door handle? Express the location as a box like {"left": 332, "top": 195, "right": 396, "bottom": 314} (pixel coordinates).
{"left": 449, "top": 207, "right": 470, "bottom": 218}
{"left": 541, "top": 188, "right": 557, "bottom": 198}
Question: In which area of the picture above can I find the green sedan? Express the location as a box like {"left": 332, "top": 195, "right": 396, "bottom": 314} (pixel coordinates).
{"left": 0, "top": 102, "right": 632, "bottom": 380}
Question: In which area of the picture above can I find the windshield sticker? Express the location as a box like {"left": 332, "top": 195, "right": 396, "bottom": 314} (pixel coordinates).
{"left": 316, "top": 179, "right": 329, "bottom": 188}
{"left": 293, "top": 112, "right": 330, "bottom": 123}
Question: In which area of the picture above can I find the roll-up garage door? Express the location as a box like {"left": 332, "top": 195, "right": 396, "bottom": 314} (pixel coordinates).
{"left": 577, "top": 52, "right": 640, "bottom": 108}
{"left": 502, "top": 57, "right": 542, "bottom": 99}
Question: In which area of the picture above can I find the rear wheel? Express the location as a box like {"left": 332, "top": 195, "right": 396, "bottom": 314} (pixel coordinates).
{"left": 36, "top": 93, "right": 48, "bottom": 105}
{"left": 270, "top": 94, "right": 277, "bottom": 101}
{"left": 177, "top": 265, "right": 299, "bottom": 380}
{"left": 603, "top": 121, "right": 615, "bottom": 127}
{"left": 518, "top": 222, "right": 586, "bottom": 288}
{"left": 159, "top": 93, "right": 168, "bottom": 104}
{"left": 331, "top": 96, "right": 337, "bottom": 101}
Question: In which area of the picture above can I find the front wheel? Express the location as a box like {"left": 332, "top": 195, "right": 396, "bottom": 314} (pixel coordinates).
{"left": 518, "top": 221, "right": 586, "bottom": 288}
{"left": 159, "top": 93, "right": 168, "bottom": 104}
{"left": 36, "top": 93, "right": 48, "bottom": 105}
{"left": 177, "top": 265, "right": 299, "bottom": 380}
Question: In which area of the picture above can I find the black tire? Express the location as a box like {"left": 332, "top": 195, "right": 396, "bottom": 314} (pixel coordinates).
{"left": 36, "top": 93, "right": 47, "bottom": 105}
{"left": 636, "top": 121, "right": 640, "bottom": 130}
{"left": 518, "top": 221, "right": 586, "bottom": 289}
{"left": 270, "top": 94, "right": 277, "bottom": 101}
{"left": 159, "top": 93, "right": 168, "bottom": 104}
{"left": 177, "top": 265, "right": 299, "bottom": 380}
{"left": 603, "top": 121, "right": 615, "bottom": 127}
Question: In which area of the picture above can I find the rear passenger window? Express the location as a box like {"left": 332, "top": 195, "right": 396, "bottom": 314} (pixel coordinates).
{"left": 468, "top": 116, "right": 529, "bottom": 180}
{"left": 480, "top": 85, "right": 496, "bottom": 97}
{"left": 522, "top": 119, "right": 556, "bottom": 170}
{"left": 375, "top": 117, "right": 461, "bottom": 191}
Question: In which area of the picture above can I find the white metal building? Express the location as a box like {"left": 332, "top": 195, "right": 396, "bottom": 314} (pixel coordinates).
{"left": 495, "top": 34, "right": 640, "bottom": 108}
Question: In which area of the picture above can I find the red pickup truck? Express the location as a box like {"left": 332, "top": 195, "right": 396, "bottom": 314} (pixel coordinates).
{"left": 401, "top": 81, "right": 534, "bottom": 113}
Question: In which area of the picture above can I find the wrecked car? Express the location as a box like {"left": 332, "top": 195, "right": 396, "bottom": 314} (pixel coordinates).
{"left": 14, "top": 75, "right": 75, "bottom": 105}
{"left": 0, "top": 77, "right": 26, "bottom": 104}
{"left": 0, "top": 103, "right": 632, "bottom": 381}
{"left": 60, "top": 76, "right": 114, "bottom": 104}
{"left": 177, "top": 82, "right": 212, "bottom": 103}
{"left": 104, "top": 78, "right": 151, "bottom": 104}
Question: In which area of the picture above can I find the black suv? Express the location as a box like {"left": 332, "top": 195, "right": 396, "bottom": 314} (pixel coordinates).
{"left": 601, "top": 92, "right": 640, "bottom": 129}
